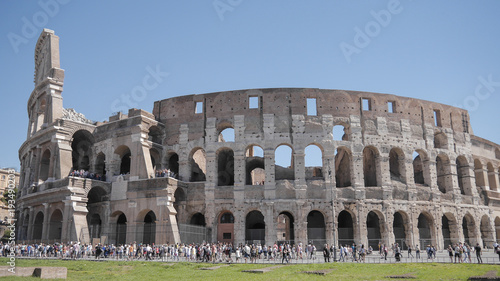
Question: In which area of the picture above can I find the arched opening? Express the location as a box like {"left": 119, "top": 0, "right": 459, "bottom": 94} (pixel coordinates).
{"left": 480, "top": 215, "right": 494, "bottom": 248}
{"left": 487, "top": 163, "right": 498, "bottom": 191}
{"left": 367, "top": 211, "right": 382, "bottom": 249}
{"left": 335, "top": 147, "right": 351, "bottom": 187}
{"left": 150, "top": 148, "right": 161, "bottom": 171}
{"left": 277, "top": 212, "right": 294, "bottom": 244}
{"left": 190, "top": 148, "right": 206, "bottom": 182}
{"left": 418, "top": 213, "right": 433, "bottom": 249}
{"left": 88, "top": 214, "right": 102, "bottom": 240}
{"left": 218, "top": 211, "right": 234, "bottom": 243}
{"left": 474, "top": 159, "right": 486, "bottom": 187}
{"left": 173, "top": 188, "right": 186, "bottom": 223}
{"left": 245, "top": 145, "right": 265, "bottom": 185}
{"left": 305, "top": 144, "right": 323, "bottom": 180}
{"left": 148, "top": 125, "right": 162, "bottom": 145}
{"left": 307, "top": 210, "right": 326, "bottom": 248}
{"left": 39, "top": 149, "right": 51, "bottom": 181}
{"left": 246, "top": 210, "right": 265, "bottom": 244}
{"left": 393, "top": 212, "right": 407, "bottom": 250}
{"left": 434, "top": 132, "right": 447, "bottom": 149}
{"left": 442, "top": 215, "right": 452, "bottom": 248}
{"left": 48, "top": 209, "right": 63, "bottom": 240}
{"left": 36, "top": 98, "right": 47, "bottom": 131}
{"left": 167, "top": 152, "right": 179, "bottom": 175}
{"left": 462, "top": 215, "right": 475, "bottom": 246}
{"left": 33, "top": 212, "right": 44, "bottom": 240}
{"left": 338, "top": 210, "right": 354, "bottom": 246}
{"left": 115, "top": 145, "right": 131, "bottom": 175}
{"left": 87, "top": 186, "right": 106, "bottom": 240}
{"left": 217, "top": 148, "right": 234, "bottom": 186}
{"left": 143, "top": 211, "right": 156, "bottom": 245}
{"left": 95, "top": 152, "right": 106, "bottom": 177}
{"left": 456, "top": 156, "right": 468, "bottom": 195}
{"left": 190, "top": 213, "right": 206, "bottom": 226}
{"left": 389, "top": 148, "right": 405, "bottom": 183}
{"left": 333, "top": 124, "right": 349, "bottom": 141}
{"left": 436, "top": 154, "right": 452, "bottom": 193}
{"left": 363, "top": 147, "right": 378, "bottom": 187}
{"left": 275, "top": 145, "right": 294, "bottom": 180}
{"left": 71, "top": 130, "right": 94, "bottom": 171}
{"left": 218, "top": 127, "right": 235, "bottom": 142}
{"left": 116, "top": 213, "right": 127, "bottom": 245}
{"left": 413, "top": 151, "right": 426, "bottom": 185}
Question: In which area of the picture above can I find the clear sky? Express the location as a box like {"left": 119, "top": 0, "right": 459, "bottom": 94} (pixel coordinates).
{"left": 1, "top": 0, "right": 499, "bottom": 171}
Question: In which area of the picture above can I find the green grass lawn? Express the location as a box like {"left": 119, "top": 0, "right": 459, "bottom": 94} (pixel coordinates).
{"left": 0, "top": 258, "right": 498, "bottom": 280}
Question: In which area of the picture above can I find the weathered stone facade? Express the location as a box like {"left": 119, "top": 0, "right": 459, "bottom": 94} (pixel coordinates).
{"left": 16, "top": 29, "right": 500, "bottom": 250}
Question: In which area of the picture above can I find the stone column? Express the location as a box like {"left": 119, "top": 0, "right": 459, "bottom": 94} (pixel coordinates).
{"left": 41, "top": 203, "right": 50, "bottom": 241}
{"left": 233, "top": 151, "right": 245, "bottom": 202}
{"left": 264, "top": 148, "right": 275, "bottom": 199}
{"left": 61, "top": 200, "right": 73, "bottom": 242}
{"left": 27, "top": 207, "right": 35, "bottom": 242}
{"left": 264, "top": 202, "right": 275, "bottom": 245}
{"left": 380, "top": 154, "right": 392, "bottom": 200}
{"left": 294, "top": 150, "right": 307, "bottom": 199}
{"left": 351, "top": 151, "right": 365, "bottom": 199}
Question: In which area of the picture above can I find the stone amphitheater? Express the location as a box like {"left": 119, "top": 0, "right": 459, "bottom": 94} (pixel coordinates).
{"left": 16, "top": 29, "right": 500, "bottom": 250}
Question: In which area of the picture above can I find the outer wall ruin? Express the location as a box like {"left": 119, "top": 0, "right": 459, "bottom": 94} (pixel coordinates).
{"left": 16, "top": 29, "right": 500, "bottom": 250}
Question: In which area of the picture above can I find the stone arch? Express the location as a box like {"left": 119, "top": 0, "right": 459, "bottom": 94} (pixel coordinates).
{"left": 114, "top": 145, "right": 131, "bottom": 175}
{"left": 87, "top": 186, "right": 107, "bottom": 204}
{"left": 112, "top": 211, "right": 127, "bottom": 245}
{"left": 335, "top": 146, "right": 351, "bottom": 187}
{"left": 455, "top": 156, "right": 469, "bottom": 195}
{"left": 190, "top": 212, "right": 206, "bottom": 226}
{"left": 277, "top": 211, "right": 294, "bottom": 243}
{"left": 338, "top": 210, "right": 355, "bottom": 246}
{"left": 413, "top": 150, "right": 429, "bottom": 185}
{"left": 217, "top": 210, "right": 234, "bottom": 243}
{"left": 189, "top": 147, "right": 206, "bottom": 182}
{"left": 462, "top": 213, "right": 477, "bottom": 245}
{"left": 474, "top": 159, "right": 486, "bottom": 187}
{"left": 71, "top": 129, "right": 95, "bottom": 171}
{"left": 39, "top": 149, "right": 51, "bottom": 181}
{"left": 275, "top": 144, "right": 294, "bottom": 181}
{"left": 48, "top": 209, "right": 63, "bottom": 240}
{"left": 148, "top": 125, "right": 163, "bottom": 145}
{"left": 173, "top": 187, "right": 186, "bottom": 223}
{"left": 245, "top": 210, "right": 265, "bottom": 244}
{"left": 389, "top": 147, "right": 406, "bottom": 183}
{"left": 442, "top": 213, "right": 459, "bottom": 247}
{"left": 150, "top": 148, "right": 161, "bottom": 171}
{"left": 94, "top": 152, "right": 106, "bottom": 177}
{"left": 33, "top": 211, "right": 44, "bottom": 241}
{"left": 217, "top": 147, "right": 234, "bottom": 186}
{"left": 393, "top": 211, "right": 411, "bottom": 249}
{"left": 363, "top": 146, "right": 379, "bottom": 187}
{"left": 307, "top": 210, "right": 326, "bottom": 248}
{"left": 487, "top": 162, "right": 498, "bottom": 191}
{"left": 480, "top": 214, "right": 494, "bottom": 248}
{"left": 436, "top": 154, "right": 452, "bottom": 193}
{"left": 305, "top": 144, "right": 323, "bottom": 180}
{"left": 417, "top": 212, "right": 435, "bottom": 249}
{"left": 88, "top": 213, "right": 102, "bottom": 240}
{"left": 142, "top": 210, "right": 156, "bottom": 245}
{"left": 165, "top": 151, "right": 179, "bottom": 175}
{"left": 245, "top": 145, "right": 265, "bottom": 185}
{"left": 366, "top": 210, "right": 385, "bottom": 249}
{"left": 434, "top": 132, "right": 447, "bottom": 149}
{"left": 333, "top": 123, "right": 349, "bottom": 141}
{"left": 218, "top": 127, "right": 235, "bottom": 142}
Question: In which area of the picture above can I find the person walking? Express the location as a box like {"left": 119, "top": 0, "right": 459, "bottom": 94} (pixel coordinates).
{"left": 408, "top": 245, "right": 414, "bottom": 258}
{"left": 323, "top": 244, "right": 330, "bottom": 262}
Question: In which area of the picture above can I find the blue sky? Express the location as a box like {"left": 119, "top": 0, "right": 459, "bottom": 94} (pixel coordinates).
{"left": 1, "top": 0, "right": 499, "bottom": 171}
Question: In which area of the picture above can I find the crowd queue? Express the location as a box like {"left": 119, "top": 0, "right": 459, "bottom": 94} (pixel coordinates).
{"left": 2, "top": 241, "right": 499, "bottom": 264}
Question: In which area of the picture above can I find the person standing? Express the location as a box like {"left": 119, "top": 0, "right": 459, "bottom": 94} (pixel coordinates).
{"left": 323, "top": 244, "right": 330, "bottom": 262}
{"left": 474, "top": 243, "right": 482, "bottom": 264}
{"left": 408, "top": 245, "right": 414, "bottom": 258}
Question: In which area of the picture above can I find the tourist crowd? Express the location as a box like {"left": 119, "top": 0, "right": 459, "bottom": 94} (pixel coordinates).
{"left": 154, "top": 169, "right": 178, "bottom": 179}
{"left": 69, "top": 169, "right": 105, "bottom": 181}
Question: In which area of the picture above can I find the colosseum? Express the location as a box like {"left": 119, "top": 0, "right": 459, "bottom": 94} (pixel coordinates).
{"left": 16, "top": 29, "right": 500, "bottom": 251}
